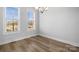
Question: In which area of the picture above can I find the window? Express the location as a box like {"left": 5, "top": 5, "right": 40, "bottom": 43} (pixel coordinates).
{"left": 4, "top": 7, "right": 20, "bottom": 33}
{"left": 27, "top": 9, "right": 35, "bottom": 30}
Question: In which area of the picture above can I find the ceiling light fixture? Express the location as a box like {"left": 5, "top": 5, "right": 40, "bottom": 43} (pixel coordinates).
{"left": 35, "top": 7, "right": 48, "bottom": 14}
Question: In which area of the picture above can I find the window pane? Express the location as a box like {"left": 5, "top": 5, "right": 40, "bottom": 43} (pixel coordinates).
{"left": 5, "top": 7, "right": 20, "bottom": 33}
{"left": 27, "top": 9, "right": 35, "bottom": 30}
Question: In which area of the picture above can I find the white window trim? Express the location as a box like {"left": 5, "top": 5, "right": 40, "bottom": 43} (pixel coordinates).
{"left": 3, "top": 7, "right": 20, "bottom": 34}
{"left": 33, "top": 12, "right": 36, "bottom": 30}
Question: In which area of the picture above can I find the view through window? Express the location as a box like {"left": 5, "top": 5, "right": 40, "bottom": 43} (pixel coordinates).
{"left": 27, "top": 9, "right": 35, "bottom": 30}
{"left": 4, "top": 7, "right": 20, "bottom": 33}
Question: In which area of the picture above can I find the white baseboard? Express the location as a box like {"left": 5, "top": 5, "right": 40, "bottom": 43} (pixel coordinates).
{"left": 1, "top": 34, "right": 79, "bottom": 47}
{"left": 0, "top": 34, "right": 37, "bottom": 45}
{"left": 39, "top": 34, "right": 79, "bottom": 47}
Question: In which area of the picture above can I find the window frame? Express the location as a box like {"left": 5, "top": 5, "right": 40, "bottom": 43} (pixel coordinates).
{"left": 3, "top": 7, "right": 20, "bottom": 34}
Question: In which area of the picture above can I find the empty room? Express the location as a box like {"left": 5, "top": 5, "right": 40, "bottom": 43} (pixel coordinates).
{"left": 0, "top": 7, "right": 79, "bottom": 52}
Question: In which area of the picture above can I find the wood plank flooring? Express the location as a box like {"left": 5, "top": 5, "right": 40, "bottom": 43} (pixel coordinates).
{"left": 0, "top": 35, "right": 79, "bottom": 52}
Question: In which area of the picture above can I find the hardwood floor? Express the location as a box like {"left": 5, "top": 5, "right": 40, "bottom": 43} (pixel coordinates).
{"left": 0, "top": 35, "right": 79, "bottom": 52}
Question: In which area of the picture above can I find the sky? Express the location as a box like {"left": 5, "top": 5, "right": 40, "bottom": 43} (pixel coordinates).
{"left": 27, "top": 10, "right": 33, "bottom": 20}
{"left": 6, "top": 7, "right": 19, "bottom": 20}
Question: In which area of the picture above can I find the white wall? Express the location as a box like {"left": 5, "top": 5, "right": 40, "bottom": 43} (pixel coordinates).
{"left": 39, "top": 7, "right": 79, "bottom": 46}
{"left": 0, "top": 7, "right": 3, "bottom": 41}
{"left": 0, "top": 7, "right": 38, "bottom": 45}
